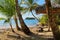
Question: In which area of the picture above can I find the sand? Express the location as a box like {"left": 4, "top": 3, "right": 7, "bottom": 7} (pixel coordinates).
{"left": 0, "top": 26, "right": 53, "bottom": 40}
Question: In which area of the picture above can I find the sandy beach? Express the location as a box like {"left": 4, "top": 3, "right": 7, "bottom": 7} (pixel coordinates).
{"left": 0, "top": 26, "right": 53, "bottom": 40}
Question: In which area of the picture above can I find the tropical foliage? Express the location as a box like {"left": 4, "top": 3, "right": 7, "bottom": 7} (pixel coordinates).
{"left": 0, "top": 0, "right": 15, "bottom": 18}
{"left": 0, "top": 0, "right": 21, "bottom": 30}
{"left": 0, "top": 0, "right": 60, "bottom": 40}
{"left": 40, "top": 14, "right": 48, "bottom": 25}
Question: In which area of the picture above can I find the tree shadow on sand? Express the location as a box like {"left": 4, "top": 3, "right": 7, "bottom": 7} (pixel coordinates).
{"left": 21, "top": 32, "right": 54, "bottom": 40}
{"left": 6, "top": 29, "right": 54, "bottom": 40}
{"left": 7, "top": 31, "right": 25, "bottom": 40}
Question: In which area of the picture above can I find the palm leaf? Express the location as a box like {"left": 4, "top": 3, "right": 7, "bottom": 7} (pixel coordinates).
{"left": 0, "top": 18, "right": 6, "bottom": 20}
{"left": 28, "top": 0, "right": 33, "bottom": 4}
{"left": 4, "top": 18, "right": 10, "bottom": 23}
{"left": 0, "top": 0, "right": 15, "bottom": 18}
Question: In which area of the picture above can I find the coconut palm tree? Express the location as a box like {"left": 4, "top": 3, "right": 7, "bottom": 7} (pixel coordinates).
{"left": 2, "top": 18, "right": 21, "bottom": 36}
{"left": 0, "top": 17, "right": 15, "bottom": 33}
{"left": 45, "top": 0, "right": 60, "bottom": 40}
{"left": 15, "top": 0, "right": 32, "bottom": 35}
{"left": 4, "top": 18, "right": 15, "bottom": 33}
{"left": 21, "top": 0, "right": 39, "bottom": 21}
{"left": 0, "top": 0, "right": 21, "bottom": 31}
{"left": 13, "top": 15, "right": 21, "bottom": 31}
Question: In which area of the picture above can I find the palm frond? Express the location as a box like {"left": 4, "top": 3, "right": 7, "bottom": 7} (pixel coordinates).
{"left": 0, "top": 0, "right": 15, "bottom": 18}
{"left": 28, "top": 0, "right": 33, "bottom": 4}
{"left": 4, "top": 18, "right": 10, "bottom": 23}
{"left": 0, "top": 18, "right": 6, "bottom": 20}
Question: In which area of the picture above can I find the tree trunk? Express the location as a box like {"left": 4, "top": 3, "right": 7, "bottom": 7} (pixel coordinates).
{"left": 9, "top": 22, "right": 15, "bottom": 33}
{"left": 15, "top": 0, "right": 31, "bottom": 35}
{"left": 14, "top": 15, "right": 21, "bottom": 31}
{"left": 45, "top": 0, "right": 60, "bottom": 40}
{"left": 47, "top": 20, "right": 51, "bottom": 31}
{"left": 31, "top": 11, "right": 39, "bottom": 21}
{"left": 9, "top": 22, "right": 21, "bottom": 38}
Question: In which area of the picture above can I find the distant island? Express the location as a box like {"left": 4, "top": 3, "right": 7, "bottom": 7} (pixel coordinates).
{"left": 25, "top": 17, "right": 35, "bottom": 20}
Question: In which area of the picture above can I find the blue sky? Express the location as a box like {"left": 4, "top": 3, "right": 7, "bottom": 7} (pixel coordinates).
{"left": 0, "top": 0, "right": 45, "bottom": 19}
{"left": 36, "top": 0, "right": 45, "bottom": 5}
{"left": 18, "top": 0, "right": 45, "bottom": 5}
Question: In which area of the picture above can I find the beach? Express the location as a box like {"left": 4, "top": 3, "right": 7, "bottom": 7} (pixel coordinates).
{"left": 0, "top": 26, "right": 53, "bottom": 40}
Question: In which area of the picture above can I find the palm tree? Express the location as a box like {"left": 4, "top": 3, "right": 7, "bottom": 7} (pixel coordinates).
{"left": 9, "top": 22, "right": 15, "bottom": 32}
{"left": 13, "top": 15, "right": 21, "bottom": 31}
{"left": 4, "top": 18, "right": 15, "bottom": 33}
{"left": 0, "top": 17, "right": 15, "bottom": 33}
{"left": 45, "top": 0, "right": 60, "bottom": 40}
{"left": 21, "top": 0, "right": 39, "bottom": 21}
{"left": 0, "top": 0, "right": 21, "bottom": 31}
{"left": 3, "top": 18, "right": 20, "bottom": 36}
{"left": 15, "top": 0, "right": 32, "bottom": 35}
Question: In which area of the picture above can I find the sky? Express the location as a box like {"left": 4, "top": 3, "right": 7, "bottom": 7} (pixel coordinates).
{"left": 35, "top": 0, "right": 45, "bottom": 5}
{"left": 0, "top": 0, "right": 45, "bottom": 19}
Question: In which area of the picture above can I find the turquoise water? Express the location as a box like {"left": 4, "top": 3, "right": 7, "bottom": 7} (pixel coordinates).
{"left": 0, "top": 19, "right": 38, "bottom": 28}
{"left": 24, "top": 19, "right": 38, "bottom": 26}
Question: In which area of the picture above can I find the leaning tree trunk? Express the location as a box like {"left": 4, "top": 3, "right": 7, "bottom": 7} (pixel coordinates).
{"left": 45, "top": 0, "right": 60, "bottom": 40}
{"left": 9, "top": 22, "right": 21, "bottom": 37}
{"left": 15, "top": 0, "right": 31, "bottom": 35}
{"left": 31, "top": 11, "right": 39, "bottom": 21}
{"left": 9, "top": 22, "right": 15, "bottom": 33}
{"left": 14, "top": 15, "right": 21, "bottom": 31}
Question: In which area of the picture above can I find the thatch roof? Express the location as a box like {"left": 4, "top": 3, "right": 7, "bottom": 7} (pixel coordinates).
{"left": 35, "top": 4, "right": 60, "bottom": 14}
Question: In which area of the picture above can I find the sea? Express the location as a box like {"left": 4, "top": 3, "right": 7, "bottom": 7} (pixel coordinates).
{"left": 0, "top": 19, "right": 39, "bottom": 29}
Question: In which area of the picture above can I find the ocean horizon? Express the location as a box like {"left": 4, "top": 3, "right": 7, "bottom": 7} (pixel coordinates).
{"left": 0, "top": 19, "right": 39, "bottom": 29}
